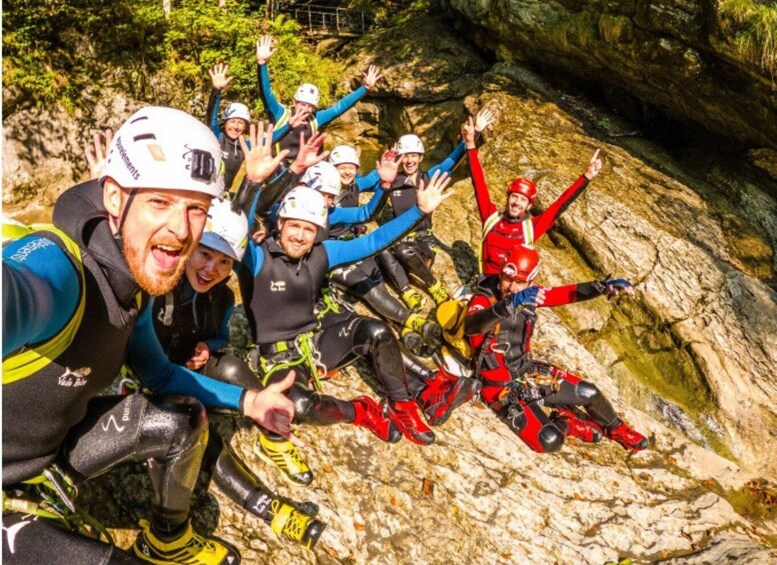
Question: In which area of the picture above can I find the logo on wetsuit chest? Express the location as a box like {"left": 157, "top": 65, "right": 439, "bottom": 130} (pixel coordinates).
{"left": 57, "top": 366, "right": 92, "bottom": 387}
{"left": 270, "top": 280, "right": 286, "bottom": 292}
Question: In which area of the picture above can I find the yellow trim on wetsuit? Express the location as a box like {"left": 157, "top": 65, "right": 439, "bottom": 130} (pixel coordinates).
{"left": 2, "top": 226, "right": 87, "bottom": 385}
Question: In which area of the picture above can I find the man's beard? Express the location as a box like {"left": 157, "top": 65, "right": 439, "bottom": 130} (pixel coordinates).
{"left": 123, "top": 236, "right": 192, "bottom": 296}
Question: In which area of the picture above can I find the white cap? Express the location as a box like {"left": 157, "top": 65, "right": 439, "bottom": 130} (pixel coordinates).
{"left": 329, "top": 145, "right": 360, "bottom": 167}
{"left": 199, "top": 199, "right": 249, "bottom": 261}
{"left": 101, "top": 106, "right": 223, "bottom": 197}
{"left": 277, "top": 187, "right": 328, "bottom": 228}
{"left": 294, "top": 83, "right": 320, "bottom": 107}
{"left": 396, "top": 134, "right": 425, "bottom": 155}
{"left": 223, "top": 102, "right": 250, "bottom": 123}
{"left": 302, "top": 161, "right": 342, "bottom": 197}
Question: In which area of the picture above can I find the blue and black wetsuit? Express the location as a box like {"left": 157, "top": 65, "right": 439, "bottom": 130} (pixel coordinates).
{"left": 1, "top": 181, "right": 250, "bottom": 563}
{"left": 380, "top": 141, "right": 467, "bottom": 291}
{"left": 258, "top": 62, "right": 369, "bottom": 161}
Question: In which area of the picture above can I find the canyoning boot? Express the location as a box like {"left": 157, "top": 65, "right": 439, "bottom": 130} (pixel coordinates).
{"left": 352, "top": 396, "right": 402, "bottom": 443}
{"left": 404, "top": 313, "right": 443, "bottom": 350}
{"left": 133, "top": 519, "right": 240, "bottom": 565}
{"left": 552, "top": 408, "right": 603, "bottom": 443}
{"left": 427, "top": 280, "right": 450, "bottom": 306}
{"left": 417, "top": 371, "right": 481, "bottom": 426}
{"left": 387, "top": 399, "right": 435, "bottom": 445}
{"left": 606, "top": 421, "right": 648, "bottom": 451}
{"left": 268, "top": 499, "right": 326, "bottom": 550}
{"left": 254, "top": 435, "right": 314, "bottom": 486}
{"left": 400, "top": 328, "right": 424, "bottom": 356}
{"left": 401, "top": 288, "right": 425, "bottom": 312}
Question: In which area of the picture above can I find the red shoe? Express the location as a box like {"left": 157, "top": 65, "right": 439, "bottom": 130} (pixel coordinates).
{"left": 417, "top": 371, "right": 480, "bottom": 426}
{"left": 352, "top": 396, "right": 401, "bottom": 443}
{"left": 553, "top": 408, "right": 603, "bottom": 443}
{"left": 606, "top": 421, "right": 648, "bottom": 451}
{"left": 387, "top": 399, "right": 435, "bottom": 445}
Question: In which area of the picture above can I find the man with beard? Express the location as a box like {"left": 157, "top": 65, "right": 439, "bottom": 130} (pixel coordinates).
{"left": 461, "top": 116, "right": 602, "bottom": 278}
{"left": 2, "top": 107, "right": 296, "bottom": 564}
{"left": 238, "top": 168, "right": 456, "bottom": 485}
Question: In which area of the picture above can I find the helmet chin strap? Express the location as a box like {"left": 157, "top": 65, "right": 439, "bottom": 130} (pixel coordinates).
{"left": 114, "top": 188, "right": 139, "bottom": 250}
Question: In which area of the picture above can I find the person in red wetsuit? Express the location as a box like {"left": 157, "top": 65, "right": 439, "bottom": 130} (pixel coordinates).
{"left": 464, "top": 244, "right": 647, "bottom": 453}
{"left": 461, "top": 117, "right": 602, "bottom": 277}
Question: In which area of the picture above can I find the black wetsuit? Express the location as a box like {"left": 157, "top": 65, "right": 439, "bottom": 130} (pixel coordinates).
{"left": 2, "top": 181, "right": 211, "bottom": 563}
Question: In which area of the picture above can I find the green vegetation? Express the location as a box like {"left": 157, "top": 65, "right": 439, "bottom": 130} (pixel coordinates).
{"left": 720, "top": 0, "right": 777, "bottom": 78}
{"left": 2, "top": 0, "right": 345, "bottom": 115}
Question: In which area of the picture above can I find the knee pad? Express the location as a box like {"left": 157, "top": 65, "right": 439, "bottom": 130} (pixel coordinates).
{"left": 143, "top": 396, "right": 209, "bottom": 457}
{"left": 204, "top": 353, "right": 258, "bottom": 389}
{"left": 286, "top": 384, "right": 315, "bottom": 423}
{"left": 575, "top": 381, "right": 601, "bottom": 403}
{"left": 357, "top": 317, "right": 394, "bottom": 349}
{"left": 394, "top": 241, "right": 418, "bottom": 262}
{"left": 538, "top": 424, "right": 565, "bottom": 453}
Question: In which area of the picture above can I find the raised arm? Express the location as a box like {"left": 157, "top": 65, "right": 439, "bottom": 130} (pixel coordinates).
{"left": 324, "top": 170, "right": 452, "bottom": 269}
{"left": 256, "top": 36, "right": 285, "bottom": 122}
{"left": 532, "top": 149, "right": 601, "bottom": 238}
{"left": 315, "top": 65, "right": 381, "bottom": 127}
{"left": 207, "top": 63, "right": 234, "bottom": 136}
{"left": 430, "top": 108, "right": 496, "bottom": 177}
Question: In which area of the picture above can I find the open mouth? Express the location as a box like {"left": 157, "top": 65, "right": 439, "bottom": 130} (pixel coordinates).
{"left": 195, "top": 272, "right": 214, "bottom": 288}
{"left": 151, "top": 244, "right": 183, "bottom": 271}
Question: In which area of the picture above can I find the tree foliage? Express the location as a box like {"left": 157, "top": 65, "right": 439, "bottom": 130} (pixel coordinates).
{"left": 2, "top": 0, "right": 345, "bottom": 116}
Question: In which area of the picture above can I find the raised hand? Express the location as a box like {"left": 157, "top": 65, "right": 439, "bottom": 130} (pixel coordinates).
{"left": 362, "top": 64, "right": 382, "bottom": 89}
{"left": 84, "top": 128, "right": 113, "bottom": 179}
{"left": 511, "top": 286, "right": 546, "bottom": 308}
{"left": 288, "top": 107, "right": 312, "bottom": 128}
{"left": 416, "top": 170, "right": 454, "bottom": 214}
{"left": 584, "top": 148, "right": 602, "bottom": 180}
{"left": 208, "top": 63, "right": 233, "bottom": 91}
{"left": 474, "top": 107, "right": 495, "bottom": 133}
{"left": 289, "top": 131, "right": 329, "bottom": 174}
{"left": 376, "top": 147, "right": 403, "bottom": 186}
{"left": 242, "top": 371, "right": 300, "bottom": 444}
{"left": 603, "top": 278, "right": 634, "bottom": 297}
{"left": 256, "top": 35, "right": 275, "bottom": 65}
{"left": 461, "top": 116, "right": 476, "bottom": 149}
{"left": 240, "top": 121, "right": 290, "bottom": 183}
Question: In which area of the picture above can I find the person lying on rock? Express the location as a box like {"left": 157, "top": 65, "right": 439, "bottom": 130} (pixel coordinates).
{"left": 461, "top": 116, "right": 602, "bottom": 279}
{"left": 236, "top": 132, "right": 461, "bottom": 484}
{"left": 256, "top": 34, "right": 381, "bottom": 163}
{"left": 464, "top": 243, "right": 648, "bottom": 453}
{"left": 377, "top": 108, "right": 496, "bottom": 312}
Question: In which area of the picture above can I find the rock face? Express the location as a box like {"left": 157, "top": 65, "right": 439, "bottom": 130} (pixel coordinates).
{"left": 6, "top": 8, "right": 777, "bottom": 564}
{"left": 441, "top": 0, "right": 777, "bottom": 151}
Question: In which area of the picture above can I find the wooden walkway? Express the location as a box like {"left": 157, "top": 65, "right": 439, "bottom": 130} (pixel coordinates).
{"left": 269, "top": 2, "right": 374, "bottom": 37}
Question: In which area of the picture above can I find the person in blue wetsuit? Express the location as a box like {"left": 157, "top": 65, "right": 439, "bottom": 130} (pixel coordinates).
{"left": 378, "top": 109, "right": 495, "bottom": 310}
{"left": 237, "top": 159, "right": 457, "bottom": 485}
{"left": 2, "top": 107, "right": 294, "bottom": 565}
{"left": 255, "top": 34, "right": 382, "bottom": 162}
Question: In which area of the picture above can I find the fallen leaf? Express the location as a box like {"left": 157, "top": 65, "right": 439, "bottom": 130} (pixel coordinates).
{"left": 354, "top": 522, "right": 365, "bottom": 531}
{"left": 422, "top": 478, "right": 435, "bottom": 499}
{"left": 390, "top": 497, "right": 397, "bottom": 506}
{"left": 613, "top": 481, "right": 620, "bottom": 487}
{"left": 322, "top": 465, "right": 334, "bottom": 473}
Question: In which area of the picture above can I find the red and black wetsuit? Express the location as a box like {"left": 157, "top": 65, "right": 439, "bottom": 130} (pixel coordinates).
{"left": 464, "top": 277, "right": 621, "bottom": 453}
{"left": 468, "top": 147, "right": 590, "bottom": 277}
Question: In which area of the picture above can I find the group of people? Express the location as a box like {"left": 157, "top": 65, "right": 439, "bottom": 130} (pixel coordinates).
{"left": 2, "top": 33, "right": 646, "bottom": 565}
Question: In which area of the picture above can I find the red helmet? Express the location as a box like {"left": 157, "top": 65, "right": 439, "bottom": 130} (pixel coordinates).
{"left": 507, "top": 177, "right": 537, "bottom": 203}
{"left": 501, "top": 244, "right": 540, "bottom": 282}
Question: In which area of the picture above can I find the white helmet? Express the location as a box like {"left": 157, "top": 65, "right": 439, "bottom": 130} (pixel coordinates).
{"left": 277, "top": 186, "right": 328, "bottom": 228}
{"left": 396, "top": 134, "right": 425, "bottom": 155}
{"left": 302, "top": 161, "right": 342, "bottom": 197}
{"left": 200, "top": 199, "right": 249, "bottom": 261}
{"left": 294, "top": 83, "right": 320, "bottom": 107}
{"left": 101, "top": 106, "right": 223, "bottom": 197}
{"left": 329, "top": 145, "right": 360, "bottom": 167}
{"left": 222, "top": 102, "right": 250, "bottom": 123}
